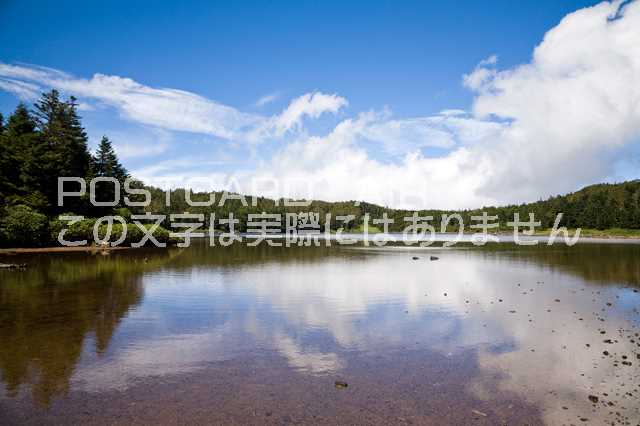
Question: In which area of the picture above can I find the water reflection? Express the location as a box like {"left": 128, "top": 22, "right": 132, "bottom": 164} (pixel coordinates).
{"left": 0, "top": 242, "right": 639, "bottom": 424}
{"left": 0, "top": 249, "right": 178, "bottom": 405}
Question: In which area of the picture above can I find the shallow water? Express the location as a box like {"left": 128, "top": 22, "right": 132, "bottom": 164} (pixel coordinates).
{"left": 0, "top": 241, "right": 639, "bottom": 425}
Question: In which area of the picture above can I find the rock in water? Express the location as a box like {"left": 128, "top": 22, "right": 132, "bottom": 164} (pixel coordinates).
{"left": 430, "top": 256, "right": 439, "bottom": 261}
{"left": 412, "top": 256, "right": 419, "bottom": 260}
{"left": 334, "top": 381, "right": 348, "bottom": 389}
{"left": 588, "top": 395, "right": 599, "bottom": 403}
{"left": 0, "top": 263, "right": 26, "bottom": 269}
{"left": 471, "top": 409, "right": 487, "bottom": 417}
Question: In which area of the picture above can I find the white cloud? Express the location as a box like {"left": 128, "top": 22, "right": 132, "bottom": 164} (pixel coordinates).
{"left": 0, "top": 64, "right": 347, "bottom": 145}
{"left": 62, "top": 74, "right": 264, "bottom": 140}
{"left": 241, "top": 90, "right": 349, "bottom": 144}
{"left": 273, "top": 91, "right": 348, "bottom": 135}
{"left": 438, "top": 108, "right": 467, "bottom": 116}
{"left": 254, "top": 92, "right": 279, "bottom": 107}
{"left": 362, "top": 111, "right": 505, "bottom": 156}
{"left": 463, "top": 55, "right": 499, "bottom": 91}
{"left": 0, "top": 63, "right": 264, "bottom": 140}
{"left": 0, "top": 77, "right": 40, "bottom": 100}
{"left": 361, "top": 116, "right": 456, "bottom": 154}
{"left": 241, "top": 0, "right": 640, "bottom": 208}
{"left": 236, "top": 113, "right": 497, "bottom": 208}
{"left": 465, "top": 0, "right": 640, "bottom": 201}
{"left": 114, "top": 142, "right": 168, "bottom": 159}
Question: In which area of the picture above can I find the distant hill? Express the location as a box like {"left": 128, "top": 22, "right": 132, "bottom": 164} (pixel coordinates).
{"left": 501, "top": 180, "right": 640, "bottom": 230}
{"left": 143, "top": 180, "right": 640, "bottom": 232}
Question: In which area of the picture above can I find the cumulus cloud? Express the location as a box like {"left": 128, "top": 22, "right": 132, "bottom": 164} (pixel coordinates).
{"left": 232, "top": 113, "right": 498, "bottom": 208}
{"left": 462, "top": 55, "right": 498, "bottom": 91}
{"left": 242, "top": 0, "right": 640, "bottom": 208}
{"left": 464, "top": 0, "right": 640, "bottom": 201}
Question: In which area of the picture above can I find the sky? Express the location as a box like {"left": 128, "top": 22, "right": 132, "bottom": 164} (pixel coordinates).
{"left": 1, "top": 0, "right": 639, "bottom": 209}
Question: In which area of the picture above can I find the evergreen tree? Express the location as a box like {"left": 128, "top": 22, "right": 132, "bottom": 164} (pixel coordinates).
{"left": 91, "top": 136, "right": 128, "bottom": 211}
{"left": 0, "top": 104, "right": 40, "bottom": 207}
{"left": 93, "top": 136, "right": 128, "bottom": 181}
{"left": 6, "top": 103, "right": 36, "bottom": 136}
{"left": 0, "top": 123, "right": 11, "bottom": 203}
{"left": 32, "top": 90, "right": 93, "bottom": 214}
{"left": 33, "top": 90, "right": 92, "bottom": 178}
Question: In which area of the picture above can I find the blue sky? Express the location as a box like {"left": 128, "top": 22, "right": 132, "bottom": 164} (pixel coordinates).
{"left": 1, "top": 0, "right": 639, "bottom": 209}
{"left": 1, "top": 0, "right": 597, "bottom": 115}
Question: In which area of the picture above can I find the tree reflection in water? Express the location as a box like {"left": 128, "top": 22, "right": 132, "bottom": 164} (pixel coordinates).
{"left": 0, "top": 249, "right": 178, "bottom": 405}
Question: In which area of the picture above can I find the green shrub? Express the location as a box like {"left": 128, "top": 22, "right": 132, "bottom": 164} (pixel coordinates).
{"left": 95, "top": 222, "right": 176, "bottom": 246}
{"left": 49, "top": 216, "right": 96, "bottom": 245}
{"left": 0, "top": 205, "right": 49, "bottom": 247}
{"left": 114, "top": 207, "right": 132, "bottom": 221}
{"left": 49, "top": 216, "right": 176, "bottom": 247}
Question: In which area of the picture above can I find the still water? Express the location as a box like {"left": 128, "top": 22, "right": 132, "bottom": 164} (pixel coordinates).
{"left": 1, "top": 241, "right": 639, "bottom": 425}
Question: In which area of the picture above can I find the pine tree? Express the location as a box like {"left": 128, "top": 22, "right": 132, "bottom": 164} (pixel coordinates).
{"left": 93, "top": 136, "right": 128, "bottom": 181}
{"left": 0, "top": 104, "right": 40, "bottom": 207}
{"left": 0, "top": 123, "right": 11, "bottom": 203}
{"left": 91, "top": 136, "right": 128, "bottom": 212}
{"left": 6, "top": 104, "right": 36, "bottom": 136}
{"left": 33, "top": 90, "right": 92, "bottom": 178}
{"left": 32, "top": 90, "right": 93, "bottom": 214}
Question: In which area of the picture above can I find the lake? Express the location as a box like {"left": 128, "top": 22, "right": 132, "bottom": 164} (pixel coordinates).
{"left": 1, "top": 240, "right": 639, "bottom": 425}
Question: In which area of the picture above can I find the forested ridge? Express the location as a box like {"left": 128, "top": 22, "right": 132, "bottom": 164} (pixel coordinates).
{"left": 1, "top": 91, "right": 639, "bottom": 247}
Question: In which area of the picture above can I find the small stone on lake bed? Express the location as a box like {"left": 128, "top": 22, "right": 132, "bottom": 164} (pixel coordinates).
{"left": 0, "top": 263, "right": 27, "bottom": 269}
{"left": 471, "top": 409, "right": 487, "bottom": 417}
{"left": 430, "top": 256, "right": 439, "bottom": 261}
{"left": 334, "top": 381, "right": 348, "bottom": 389}
{"left": 588, "top": 395, "right": 598, "bottom": 403}
{"left": 412, "top": 256, "right": 419, "bottom": 260}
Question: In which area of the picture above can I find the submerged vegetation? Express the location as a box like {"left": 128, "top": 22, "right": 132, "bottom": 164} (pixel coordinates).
{"left": 1, "top": 90, "right": 639, "bottom": 247}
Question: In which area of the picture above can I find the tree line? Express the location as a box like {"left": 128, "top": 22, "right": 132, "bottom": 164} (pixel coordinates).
{"left": 1, "top": 90, "right": 639, "bottom": 247}
{"left": 0, "top": 90, "right": 132, "bottom": 246}
{"left": 145, "top": 181, "right": 640, "bottom": 233}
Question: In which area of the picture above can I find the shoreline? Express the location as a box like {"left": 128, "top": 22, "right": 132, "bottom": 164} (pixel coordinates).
{"left": 0, "top": 246, "right": 134, "bottom": 255}
{"left": 2, "top": 230, "right": 640, "bottom": 254}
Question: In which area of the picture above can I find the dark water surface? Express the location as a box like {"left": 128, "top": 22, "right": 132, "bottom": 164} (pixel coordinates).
{"left": 1, "top": 242, "right": 639, "bottom": 425}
